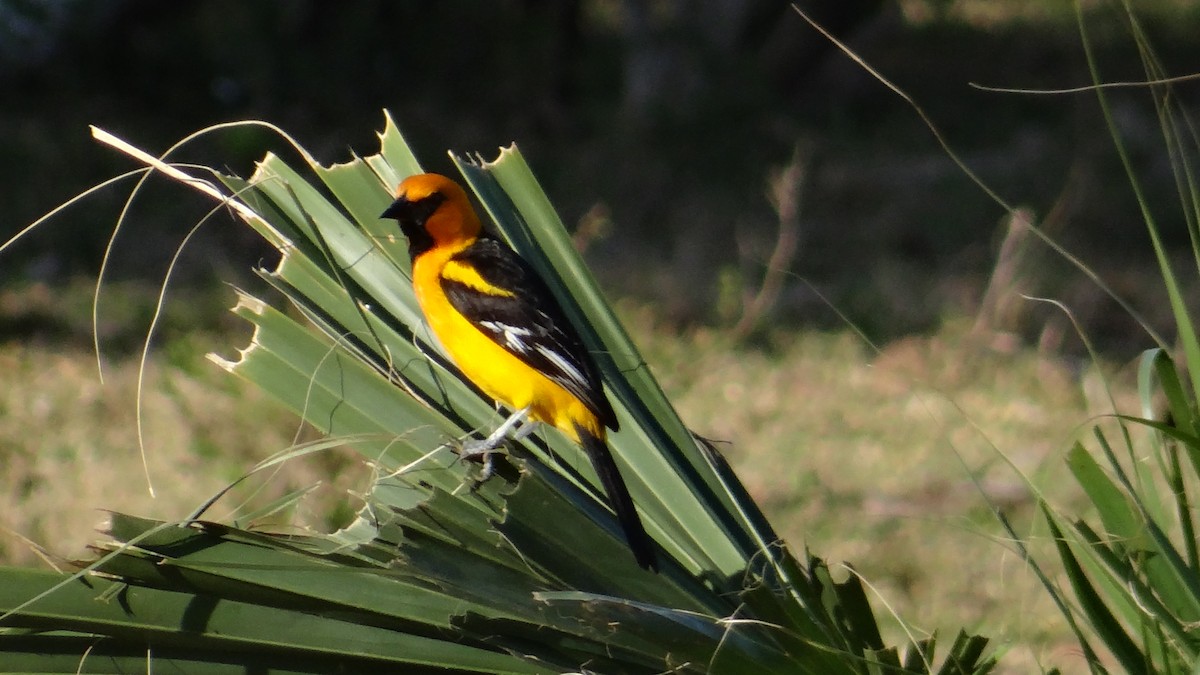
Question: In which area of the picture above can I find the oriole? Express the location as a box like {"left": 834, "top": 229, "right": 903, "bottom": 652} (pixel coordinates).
{"left": 381, "top": 173, "right": 658, "bottom": 571}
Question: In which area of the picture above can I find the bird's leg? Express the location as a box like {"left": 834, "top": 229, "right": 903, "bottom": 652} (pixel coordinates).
{"left": 510, "top": 418, "right": 537, "bottom": 441}
{"left": 461, "top": 406, "right": 530, "bottom": 459}
{"left": 461, "top": 406, "right": 530, "bottom": 486}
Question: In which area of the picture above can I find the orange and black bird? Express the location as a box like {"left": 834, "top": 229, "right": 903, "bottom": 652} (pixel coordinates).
{"left": 381, "top": 173, "right": 658, "bottom": 571}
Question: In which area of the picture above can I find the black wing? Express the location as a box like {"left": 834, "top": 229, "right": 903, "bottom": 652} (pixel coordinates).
{"left": 441, "top": 236, "right": 617, "bottom": 429}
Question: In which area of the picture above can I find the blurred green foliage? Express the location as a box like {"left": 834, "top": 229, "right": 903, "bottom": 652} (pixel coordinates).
{"left": 3, "top": 0, "right": 1199, "bottom": 347}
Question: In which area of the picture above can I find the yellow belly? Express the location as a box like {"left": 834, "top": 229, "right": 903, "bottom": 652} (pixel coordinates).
{"left": 412, "top": 250, "right": 602, "bottom": 443}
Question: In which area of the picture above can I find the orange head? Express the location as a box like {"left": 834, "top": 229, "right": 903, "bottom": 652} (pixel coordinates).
{"left": 380, "top": 173, "right": 482, "bottom": 259}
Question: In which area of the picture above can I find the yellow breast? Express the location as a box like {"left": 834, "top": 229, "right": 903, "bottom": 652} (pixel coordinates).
{"left": 411, "top": 246, "right": 601, "bottom": 442}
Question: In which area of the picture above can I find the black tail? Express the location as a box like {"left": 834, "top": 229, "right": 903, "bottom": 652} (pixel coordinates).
{"left": 576, "top": 425, "right": 659, "bottom": 572}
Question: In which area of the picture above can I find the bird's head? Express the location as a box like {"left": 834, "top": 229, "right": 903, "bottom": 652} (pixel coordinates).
{"left": 381, "top": 173, "right": 481, "bottom": 258}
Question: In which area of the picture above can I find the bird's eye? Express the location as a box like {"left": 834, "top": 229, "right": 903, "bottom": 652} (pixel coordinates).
{"left": 382, "top": 191, "right": 446, "bottom": 225}
{"left": 407, "top": 192, "right": 446, "bottom": 224}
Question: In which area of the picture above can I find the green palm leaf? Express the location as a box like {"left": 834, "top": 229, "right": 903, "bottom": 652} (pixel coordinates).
{"left": 0, "top": 112, "right": 995, "bottom": 674}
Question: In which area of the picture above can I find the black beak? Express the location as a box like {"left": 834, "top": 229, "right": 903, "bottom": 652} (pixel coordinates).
{"left": 380, "top": 196, "right": 409, "bottom": 220}
{"left": 379, "top": 192, "right": 443, "bottom": 259}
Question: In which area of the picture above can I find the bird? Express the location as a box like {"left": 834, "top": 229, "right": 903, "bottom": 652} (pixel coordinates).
{"left": 380, "top": 173, "right": 658, "bottom": 571}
